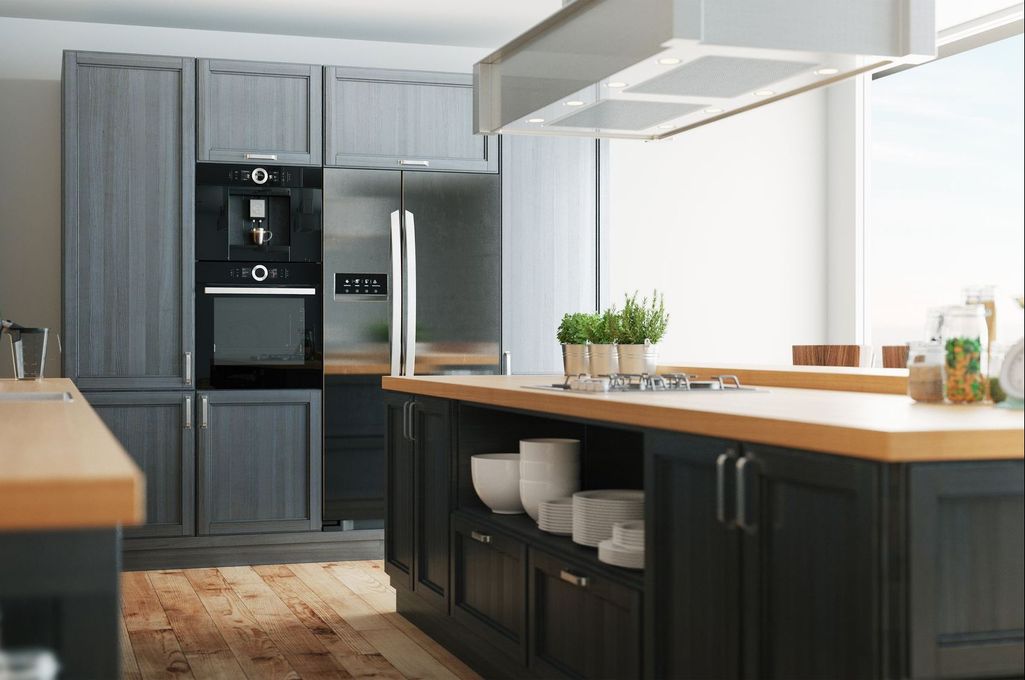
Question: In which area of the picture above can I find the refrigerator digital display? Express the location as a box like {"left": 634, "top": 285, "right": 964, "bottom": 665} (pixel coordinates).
{"left": 334, "top": 273, "right": 387, "bottom": 297}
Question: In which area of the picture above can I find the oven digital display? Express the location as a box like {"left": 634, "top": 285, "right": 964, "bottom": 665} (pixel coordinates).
{"left": 335, "top": 273, "right": 387, "bottom": 297}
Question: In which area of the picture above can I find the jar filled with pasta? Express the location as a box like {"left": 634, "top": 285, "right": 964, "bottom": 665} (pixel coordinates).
{"left": 939, "top": 305, "right": 989, "bottom": 404}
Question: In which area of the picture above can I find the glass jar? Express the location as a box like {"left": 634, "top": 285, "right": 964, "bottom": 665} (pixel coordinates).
{"left": 963, "top": 285, "right": 997, "bottom": 344}
{"left": 907, "top": 341, "right": 944, "bottom": 403}
{"left": 939, "top": 305, "right": 989, "bottom": 403}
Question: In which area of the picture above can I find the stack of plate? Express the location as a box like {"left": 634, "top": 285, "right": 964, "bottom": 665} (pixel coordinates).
{"left": 537, "top": 498, "right": 573, "bottom": 535}
{"left": 572, "top": 490, "right": 644, "bottom": 547}
{"left": 598, "top": 520, "right": 645, "bottom": 570}
{"left": 612, "top": 520, "right": 644, "bottom": 549}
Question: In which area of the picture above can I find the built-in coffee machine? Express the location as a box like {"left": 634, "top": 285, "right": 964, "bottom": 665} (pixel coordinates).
{"left": 196, "top": 163, "right": 323, "bottom": 262}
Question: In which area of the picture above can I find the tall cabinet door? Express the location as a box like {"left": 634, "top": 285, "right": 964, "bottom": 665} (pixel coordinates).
{"left": 197, "top": 59, "right": 322, "bottom": 165}
{"left": 385, "top": 393, "right": 415, "bottom": 590}
{"left": 412, "top": 396, "right": 454, "bottom": 611}
{"left": 645, "top": 431, "right": 742, "bottom": 680}
{"left": 739, "top": 445, "right": 880, "bottom": 680}
{"left": 62, "top": 52, "right": 195, "bottom": 391}
{"left": 197, "top": 390, "right": 322, "bottom": 535}
{"left": 87, "top": 391, "right": 195, "bottom": 538}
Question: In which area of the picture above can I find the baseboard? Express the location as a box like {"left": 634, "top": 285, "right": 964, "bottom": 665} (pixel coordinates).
{"left": 122, "top": 529, "right": 384, "bottom": 570}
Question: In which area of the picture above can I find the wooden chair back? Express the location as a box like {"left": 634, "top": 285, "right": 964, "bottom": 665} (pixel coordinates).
{"left": 881, "top": 345, "right": 910, "bottom": 369}
{"left": 792, "top": 345, "right": 861, "bottom": 367}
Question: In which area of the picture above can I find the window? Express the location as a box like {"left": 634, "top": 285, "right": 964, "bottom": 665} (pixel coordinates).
{"left": 869, "top": 34, "right": 1024, "bottom": 348}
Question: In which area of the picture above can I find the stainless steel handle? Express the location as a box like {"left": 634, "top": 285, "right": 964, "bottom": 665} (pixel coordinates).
{"left": 402, "top": 210, "right": 417, "bottom": 377}
{"left": 399, "top": 159, "right": 430, "bottom": 167}
{"left": 407, "top": 400, "right": 416, "bottom": 442}
{"left": 716, "top": 448, "right": 737, "bottom": 526}
{"left": 184, "top": 396, "right": 192, "bottom": 430}
{"left": 203, "top": 286, "right": 317, "bottom": 295}
{"left": 184, "top": 351, "right": 192, "bottom": 385}
{"left": 736, "top": 457, "right": 755, "bottom": 533}
{"left": 470, "top": 530, "right": 492, "bottom": 544}
{"left": 200, "top": 395, "right": 209, "bottom": 429}
{"left": 401, "top": 400, "right": 410, "bottom": 441}
{"left": 559, "top": 570, "right": 589, "bottom": 588}
{"left": 245, "top": 153, "right": 278, "bottom": 160}
{"left": 502, "top": 351, "right": 513, "bottom": 375}
{"left": 390, "top": 210, "right": 403, "bottom": 377}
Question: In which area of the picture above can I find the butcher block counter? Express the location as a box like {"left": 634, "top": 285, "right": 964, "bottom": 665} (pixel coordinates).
{"left": 382, "top": 374, "right": 1023, "bottom": 462}
{"left": 0, "top": 378, "right": 144, "bottom": 531}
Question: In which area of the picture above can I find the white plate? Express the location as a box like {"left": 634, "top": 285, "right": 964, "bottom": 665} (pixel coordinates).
{"left": 573, "top": 489, "right": 644, "bottom": 502}
{"left": 598, "top": 539, "right": 644, "bottom": 569}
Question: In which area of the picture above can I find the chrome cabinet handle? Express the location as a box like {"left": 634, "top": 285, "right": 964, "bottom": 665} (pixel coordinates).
{"left": 736, "top": 457, "right": 756, "bottom": 533}
{"left": 716, "top": 448, "right": 737, "bottom": 526}
{"left": 184, "top": 396, "right": 192, "bottom": 430}
{"left": 402, "top": 210, "right": 417, "bottom": 377}
{"left": 184, "top": 351, "right": 192, "bottom": 385}
{"left": 399, "top": 159, "right": 430, "bottom": 167}
{"left": 502, "top": 351, "right": 513, "bottom": 375}
{"left": 244, "top": 153, "right": 278, "bottom": 160}
{"left": 560, "top": 569, "right": 589, "bottom": 588}
{"left": 200, "top": 395, "right": 209, "bottom": 429}
{"left": 470, "top": 531, "right": 492, "bottom": 544}
{"left": 407, "top": 401, "right": 416, "bottom": 442}
{"left": 401, "top": 400, "right": 410, "bottom": 440}
{"left": 390, "top": 210, "right": 403, "bottom": 377}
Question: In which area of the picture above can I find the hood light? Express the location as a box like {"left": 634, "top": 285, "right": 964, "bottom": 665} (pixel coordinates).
{"left": 564, "top": 100, "right": 585, "bottom": 106}
{"left": 605, "top": 81, "right": 628, "bottom": 88}
{"left": 814, "top": 67, "right": 840, "bottom": 75}
{"left": 657, "top": 123, "right": 674, "bottom": 129}
{"left": 703, "top": 107, "right": 724, "bottom": 114}
{"left": 657, "top": 57, "right": 681, "bottom": 65}
{"left": 753, "top": 89, "right": 775, "bottom": 97}
{"left": 527, "top": 118, "right": 545, "bottom": 123}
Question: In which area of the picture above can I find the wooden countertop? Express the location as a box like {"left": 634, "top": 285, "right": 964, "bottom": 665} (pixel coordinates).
{"left": 0, "top": 379, "right": 144, "bottom": 531}
{"left": 658, "top": 363, "right": 908, "bottom": 394}
{"left": 382, "top": 375, "right": 1024, "bottom": 463}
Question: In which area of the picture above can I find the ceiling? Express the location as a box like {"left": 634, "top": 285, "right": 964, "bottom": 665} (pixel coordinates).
{"left": 0, "top": 0, "right": 563, "bottom": 48}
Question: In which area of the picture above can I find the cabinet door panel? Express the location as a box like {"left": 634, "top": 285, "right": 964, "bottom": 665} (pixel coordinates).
{"left": 530, "top": 548, "right": 642, "bottom": 679}
{"left": 385, "top": 394, "right": 414, "bottom": 590}
{"left": 63, "top": 52, "right": 195, "bottom": 390}
{"left": 413, "top": 396, "right": 453, "bottom": 611}
{"left": 197, "top": 59, "right": 322, "bottom": 165}
{"left": 741, "top": 445, "right": 879, "bottom": 680}
{"left": 325, "top": 67, "right": 497, "bottom": 172}
{"left": 87, "top": 391, "right": 194, "bottom": 538}
{"left": 198, "top": 390, "right": 321, "bottom": 535}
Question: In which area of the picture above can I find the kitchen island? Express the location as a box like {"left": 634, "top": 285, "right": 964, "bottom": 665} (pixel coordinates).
{"left": 382, "top": 374, "right": 1024, "bottom": 680}
{"left": 0, "top": 378, "right": 143, "bottom": 677}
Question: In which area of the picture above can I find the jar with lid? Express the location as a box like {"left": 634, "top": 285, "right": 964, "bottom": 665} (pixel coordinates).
{"left": 907, "top": 341, "right": 944, "bottom": 403}
{"left": 963, "top": 285, "right": 997, "bottom": 343}
{"left": 939, "top": 304, "right": 989, "bottom": 403}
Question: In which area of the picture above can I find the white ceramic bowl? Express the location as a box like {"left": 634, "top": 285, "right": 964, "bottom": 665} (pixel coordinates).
{"left": 520, "top": 478, "right": 579, "bottom": 521}
{"left": 471, "top": 454, "right": 524, "bottom": 514}
{"left": 519, "top": 459, "right": 580, "bottom": 484}
{"left": 519, "top": 438, "right": 581, "bottom": 463}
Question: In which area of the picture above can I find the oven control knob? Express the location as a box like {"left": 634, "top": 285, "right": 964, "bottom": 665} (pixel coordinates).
{"left": 251, "top": 167, "right": 269, "bottom": 185}
{"left": 252, "top": 264, "right": 269, "bottom": 282}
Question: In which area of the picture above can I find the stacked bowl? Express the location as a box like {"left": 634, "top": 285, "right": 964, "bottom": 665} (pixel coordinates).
{"left": 537, "top": 498, "right": 573, "bottom": 535}
{"left": 598, "top": 520, "right": 645, "bottom": 570}
{"left": 572, "top": 490, "right": 644, "bottom": 547}
{"left": 470, "top": 453, "right": 524, "bottom": 514}
{"left": 519, "top": 438, "right": 581, "bottom": 521}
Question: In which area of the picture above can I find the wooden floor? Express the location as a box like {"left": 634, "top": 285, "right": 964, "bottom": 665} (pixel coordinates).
{"left": 119, "top": 560, "right": 481, "bottom": 680}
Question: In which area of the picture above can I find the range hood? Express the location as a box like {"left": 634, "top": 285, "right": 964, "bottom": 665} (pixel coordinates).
{"left": 474, "top": 0, "right": 936, "bottom": 139}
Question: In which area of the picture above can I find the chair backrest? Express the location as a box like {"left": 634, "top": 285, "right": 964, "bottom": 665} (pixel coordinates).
{"left": 881, "top": 344, "right": 910, "bottom": 369}
{"left": 792, "top": 345, "right": 861, "bottom": 367}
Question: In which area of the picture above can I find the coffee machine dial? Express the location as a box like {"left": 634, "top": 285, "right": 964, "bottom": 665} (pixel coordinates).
{"left": 251, "top": 167, "right": 269, "bottom": 185}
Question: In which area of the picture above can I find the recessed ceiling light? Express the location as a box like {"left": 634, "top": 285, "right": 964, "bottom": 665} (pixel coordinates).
{"left": 703, "top": 107, "right": 724, "bottom": 114}
{"left": 605, "top": 81, "right": 628, "bottom": 88}
{"left": 564, "top": 100, "right": 585, "bottom": 107}
{"left": 814, "top": 67, "right": 840, "bottom": 76}
{"left": 527, "top": 117, "right": 545, "bottom": 123}
{"left": 657, "top": 57, "right": 681, "bottom": 65}
{"left": 657, "top": 123, "right": 674, "bottom": 129}
{"left": 753, "top": 89, "right": 775, "bottom": 97}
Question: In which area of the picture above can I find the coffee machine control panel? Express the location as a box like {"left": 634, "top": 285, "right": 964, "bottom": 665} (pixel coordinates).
{"left": 228, "top": 264, "right": 292, "bottom": 282}
{"left": 196, "top": 163, "right": 319, "bottom": 188}
{"left": 334, "top": 273, "right": 388, "bottom": 299}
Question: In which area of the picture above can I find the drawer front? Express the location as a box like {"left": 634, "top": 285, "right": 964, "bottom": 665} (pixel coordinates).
{"left": 451, "top": 515, "right": 527, "bottom": 664}
{"left": 529, "top": 548, "right": 642, "bottom": 679}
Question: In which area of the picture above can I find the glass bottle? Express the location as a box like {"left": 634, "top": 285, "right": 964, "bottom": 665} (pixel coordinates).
{"left": 963, "top": 285, "right": 996, "bottom": 344}
{"left": 906, "top": 341, "right": 944, "bottom": 403}
{"left": 939, "top": 305, "right": 989, "bottom": 404}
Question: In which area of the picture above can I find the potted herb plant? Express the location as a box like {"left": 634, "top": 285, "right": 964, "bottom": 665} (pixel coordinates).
{"left": 587, "top": 307, "right": 621, "bottom": 376}
{"left": 557, "top": 312, "right": 596, "bottom": 376}
{"left": 616, "top": 291, "right": 669, "bottom": 375}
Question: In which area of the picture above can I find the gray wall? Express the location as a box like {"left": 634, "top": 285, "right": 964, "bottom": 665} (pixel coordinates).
{"left": 0, "top": 16, "right": 487, "bottom": 377}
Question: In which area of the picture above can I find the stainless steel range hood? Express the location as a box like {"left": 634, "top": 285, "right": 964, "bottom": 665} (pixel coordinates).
{"left": 474, "top": 0, "right": 936, "bottom": 139}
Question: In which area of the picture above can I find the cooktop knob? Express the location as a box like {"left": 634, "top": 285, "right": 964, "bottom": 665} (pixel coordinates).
{"left": 251, "top": 167, "right": 269, "bottom": 185}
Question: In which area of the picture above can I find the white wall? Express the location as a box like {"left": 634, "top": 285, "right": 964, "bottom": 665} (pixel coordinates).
{"left": 607, "top": 90, "right": 829, "bottom": 365}
{"left": 0, "top": 16, "right": 488, "bottom": 377}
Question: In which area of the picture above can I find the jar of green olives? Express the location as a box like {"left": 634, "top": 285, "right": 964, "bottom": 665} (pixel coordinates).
{"left": 939, "top": 305, "right": 989, "bottom": 403}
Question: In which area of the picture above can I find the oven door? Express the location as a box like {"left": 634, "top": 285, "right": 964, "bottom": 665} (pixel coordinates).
{"left": 196, "top": 284, "right": 322, "bottom": 389}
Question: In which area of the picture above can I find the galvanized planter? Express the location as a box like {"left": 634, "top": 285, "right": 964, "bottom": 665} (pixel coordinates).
{"left": 562, "top": 343, "right": 590, "bottom": 376}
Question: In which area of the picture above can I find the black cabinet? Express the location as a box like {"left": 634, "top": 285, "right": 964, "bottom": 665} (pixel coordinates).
{"left": 451, "top": 515, "right": 527, "bottom": 664}
{"left": 86, "top": 391, "right": 195, "bottom": 538}
{"left": 324, "top": 66, "right": 498, "bottom": 173}
{"left": 197, "top": 389, "right": 322, "bottom": 535}
{"left": 529, "top": 547, "right": 642, "bottom": 679}
{"left": 384, "top": 393, "right": 455, "bottom": 612}
{"left": 62, "top": 52, "right": 195, "bottom": 391}
{"left": 197, "top": 59, "right": 322, "bottom": 165}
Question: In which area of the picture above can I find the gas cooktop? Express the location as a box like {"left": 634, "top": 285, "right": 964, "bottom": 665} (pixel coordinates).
{"left": 531, "top": 374, "right": 767, "bottom": 394}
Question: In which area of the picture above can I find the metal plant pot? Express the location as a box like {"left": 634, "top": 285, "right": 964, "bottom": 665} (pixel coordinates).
{"left": 589, "top": 344, "right": 620, "bottom": 376}
{"left": 562, "top": 343, "right": 590, "bottom": 376}
{"left": 617, "top": 342, "right": 659, "bottom": 375}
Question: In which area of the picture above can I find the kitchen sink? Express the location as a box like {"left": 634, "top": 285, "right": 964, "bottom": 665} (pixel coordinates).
{"left": 0, "top": 391, "right": 73, "bottom": 402}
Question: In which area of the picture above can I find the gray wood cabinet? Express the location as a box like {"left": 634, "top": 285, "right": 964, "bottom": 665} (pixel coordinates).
{"left": 501, "top": 136, "right": 607, "bottom": 374}
{"left": 87, "top": 391, "right": 195, "bottom": 539}
{"left": 197, "top": 59, "right": 322, "bottom": 165}
{"left": 197, "top": 390, "right": 322, "bottom": 535}
{"left": 324, "top": 66, "right": 497, "bottom": 172}
{"left": 62, "top": 52, "right": 195, "bottom": 391}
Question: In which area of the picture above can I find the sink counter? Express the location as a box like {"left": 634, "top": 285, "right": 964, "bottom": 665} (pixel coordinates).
{"left": 382, "top": 374, "right": 1024, "bottom": 462}
{"left": 0, "top": 378, "right": 144, "bottom": 531}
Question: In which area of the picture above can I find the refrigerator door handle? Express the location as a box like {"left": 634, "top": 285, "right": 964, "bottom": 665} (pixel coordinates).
{"left": 403, "top": 210, "right": 418, "bottom": 377}
{"left": 390, "top": 210, "right": 403, "bottom": 377}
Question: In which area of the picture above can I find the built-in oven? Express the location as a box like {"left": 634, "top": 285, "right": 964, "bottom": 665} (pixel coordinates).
{"left": 196, "top": 261, "right": 322, "bottom": 390}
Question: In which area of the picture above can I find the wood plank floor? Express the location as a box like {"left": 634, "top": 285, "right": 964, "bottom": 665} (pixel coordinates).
{"left": 120, "top": 560, "right": 480, "bottom": 680}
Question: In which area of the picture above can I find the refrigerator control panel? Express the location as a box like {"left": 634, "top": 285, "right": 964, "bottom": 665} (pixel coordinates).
{"left": 334, "top": 273, "right": 388, "bottom": 299}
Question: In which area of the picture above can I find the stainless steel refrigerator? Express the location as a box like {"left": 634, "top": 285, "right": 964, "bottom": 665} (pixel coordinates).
{"left": 322, "top": 168, "right": 501, "bottom": 525}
